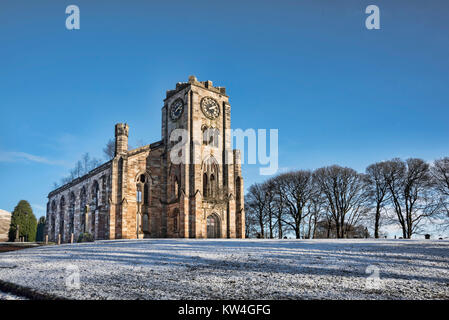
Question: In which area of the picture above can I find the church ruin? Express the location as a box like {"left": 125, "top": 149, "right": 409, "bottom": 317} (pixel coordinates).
{"left": 45, "top": 76, "right": 245, "bottom": 241}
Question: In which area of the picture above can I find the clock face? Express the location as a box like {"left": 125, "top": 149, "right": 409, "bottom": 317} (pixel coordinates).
{"left": 170, "top": 99, "right": 184, "bottom": 120}
{"left": 201, "top": 97, "right": 220, "bottom": 119}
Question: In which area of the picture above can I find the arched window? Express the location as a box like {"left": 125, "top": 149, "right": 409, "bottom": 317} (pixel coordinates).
{"left": 136, "top": 184, "right": 142, "bottom": 203}
{"left": 91, "top": 181, "right": 99, "bottom": 210}
{"left": 143, "top": 184, "right": 149, "bottom": 205}
{"left": 210, "top": 128, "right": 219, "bottom": 147}
{"left": 202, "top": 127, "right": 219, "bottom": 147}
{"left": 202, "top": 126, "right": 208, "bottom": 145}
{"left": 59, "top": 196, "right": 65, "bottom": 241}
{"left": 210, "top": 174, "right": 215, "bottom": 197}
{"left": 69, "top": 192, "right": 75, "bottom": 235}
{"left": 101, "top": 176, "right": 107, "bottom": 204}
{"left": 137, "top": 173, "right": 149, "bottom": 205}
{"left": 202, "top": 156, "right": 219, "bottom": 199}
{"left": 173, "top": 208, "right": 179, "bottom": 233}
{"left": 169, "top": 166, "right": 180, "bottom": 200}
{"left": 91, "top": 181, "right": 99, "bottom": 235}
{"left": 174, "top": 176, "right": 179, "bottom": 198}
{"left": 142, "top": 213, "right": 149, "bottom": 232}
{"left": 51, "top": 200, "right": 57, "bottom": 240}
{"left": 80, "top": 187, "right": 87, "bottom": 232}
{"left": 203, "top": 173, "right": 208, "bottom": 197}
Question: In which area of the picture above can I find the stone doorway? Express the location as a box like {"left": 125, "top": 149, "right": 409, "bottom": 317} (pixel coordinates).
{"left": 207, "top": 213, "right": 220, "bottom": 238}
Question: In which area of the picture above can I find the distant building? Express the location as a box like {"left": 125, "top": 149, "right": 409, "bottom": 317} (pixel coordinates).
{"left": 46, "top": 76, "right": 245, "bottom": 242}
{"left": 0, "top": 209, "right": 11, "bottom": 242}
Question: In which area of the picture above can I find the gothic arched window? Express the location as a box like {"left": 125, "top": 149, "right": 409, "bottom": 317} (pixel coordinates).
{"left": 202, "top": 126, "right": 208, "bottom": 145}
{"left": 69, "top": 192, "right": 75, "bottom": 235}
{"left": 51, "top": 200, "right": 57, "bottom": 240}
{"left": 202, "top": 156, "right": 219, "bottom": 199}
{"left": 210, "top": 174, "right": 215, "bottom": 197}
{"left": 91, "top": 181, "right": 99, "bottom": 210}
{"left": 80, "top": 187, "right": 87, "bottom": 232}
{"left": 173, "top": 208, "right": 179, "bottom": 232}
{"left": 59, "top": 196, "right": 65, "bottom": 241}
{"left": 137, "top": 173, "right": 150, "bottom": 205}
{"left": 143, "top": 183, "right": 149, "bottom": 205}
{"left": 203, "top": 173, "right": 208, "bottom": 197}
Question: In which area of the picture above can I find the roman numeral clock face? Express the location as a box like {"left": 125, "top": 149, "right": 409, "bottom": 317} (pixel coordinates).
{"left": 201, "top": 97, "right": 220, "bottom": 119}
{"left": 170, "top": 99, "right": 184, "bottom": 120}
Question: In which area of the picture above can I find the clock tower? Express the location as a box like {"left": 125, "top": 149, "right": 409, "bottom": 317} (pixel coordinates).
{"left": 161, "top": 76, "right": 245, "bottom": 238}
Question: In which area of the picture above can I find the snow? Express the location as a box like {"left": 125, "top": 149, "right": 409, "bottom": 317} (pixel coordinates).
{"left": 0, "top": 239, "right": 448, "bottom": 300}
{"left": 0, "top": 291, "right": 26, "bottom": 300}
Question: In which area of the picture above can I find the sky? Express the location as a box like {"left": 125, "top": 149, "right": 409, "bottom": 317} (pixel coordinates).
{"left": 0, "top": 0, "right": 448, "bottom": 237}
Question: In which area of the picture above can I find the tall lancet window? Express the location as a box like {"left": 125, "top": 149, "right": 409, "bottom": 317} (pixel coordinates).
{"left": 169, "top": 165, "right": 180, "bottom": 200}
{"left": 80, "top": 187, "right": 87, "bottom": 233}
{"left": 203, "top": 173, "right": 208, "bottom": 197}
{"left": 137, "top": 174, "right": 149, "bottom": 205}
{"left": 68, "top": 192, "right": 75, "bottom": 236}
{"left": 59, "top": 196, "right": 65, "bottom": 241}
{"left": 202, "top": 156, "right": 219, "bottom": 199}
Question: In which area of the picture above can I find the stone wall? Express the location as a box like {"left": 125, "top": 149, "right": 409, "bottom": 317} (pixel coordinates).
{"left": 47, "top": 162, "right": 112, "bottom": 242}
{"left": 0, "top": 209, "right": 11, "bottom": 242}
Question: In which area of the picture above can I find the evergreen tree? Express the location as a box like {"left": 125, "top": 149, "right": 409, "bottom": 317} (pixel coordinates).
{"left": 36, "top": 216, "right": 46, "bottom": 242}
{"left": 8, "top": 200, "right": 37, "bottom": 242}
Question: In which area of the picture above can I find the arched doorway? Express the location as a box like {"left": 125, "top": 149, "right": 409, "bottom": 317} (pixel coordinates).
{"left": 207, "top": 213, "right": 220, "bottom": 238}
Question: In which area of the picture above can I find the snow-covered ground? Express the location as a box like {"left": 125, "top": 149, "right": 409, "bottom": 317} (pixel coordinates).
{"left": 0, "top": 291, "right": 26, "bottom": 300}
{"left": 0, "top": 239, "right": 448, "bottom": 300}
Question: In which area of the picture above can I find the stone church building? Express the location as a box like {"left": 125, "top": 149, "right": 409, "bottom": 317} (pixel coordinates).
{"left": 46, "top": 76, "right": 245, "bottom": 241}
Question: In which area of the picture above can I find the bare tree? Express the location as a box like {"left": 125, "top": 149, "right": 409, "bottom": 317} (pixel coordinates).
{"left": 271, "top": 177, "right": 288, "bottom": 239}
{"left": 431, "top": 157, "right": 449, "bottom": 227}
{"left": 366, "top": 161, "right": 390, "bottom": 238}
{"left": 73, "top": 160, "right": 83, "bottom": 178}
{"left": 246, "top": 183, "right": 268, "bottom": 238}
{"left": 244, "top": 203, "right": 258, "bottom": 238}
{"left": 276, "top": 170, "right": 315, "bottom": 239}
{"left": 103, "top": 138, "right": 115, "bottom": 160}
{"left": 431, "top": 157, "right": 449, "bottom": 197}
{"left": 263, "top": 179, "right": 277, "bottom": 238}
{"left": 82, "top": 152, "right": 91, "bottom": 173}
{"left": 313, "top": 165, "right": 370, "bottom": 238}
{"left": 383, "top": 158, "right": 439, "bottom": 238}
{"left": 54, "top": 153, "right": 103, "bottom": 189}
{"left": 245, "top": 156, "right": 449, "bottom": 239}
{"left": 304, "top": 192, "right": 325, "bottom": 239}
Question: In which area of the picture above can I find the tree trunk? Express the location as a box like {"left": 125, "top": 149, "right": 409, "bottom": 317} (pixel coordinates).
{"left": 374, "top": 203, "right": 381, "bottom": 238}
{"left": 278, "top": 218, "right": 283, "bottom": 239}
{"left": 335, "top": 221, "right": 341, "bottom": 239}
{"left": 269, "top": 212, "right": 273, "bottom": 239}
{"left": 259, "top": 215, "right": 264, "bottom": 238}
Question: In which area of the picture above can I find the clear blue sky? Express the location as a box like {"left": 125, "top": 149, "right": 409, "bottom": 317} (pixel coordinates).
{"left": 1, "top": 0, "right": 448, "bottom": 226}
